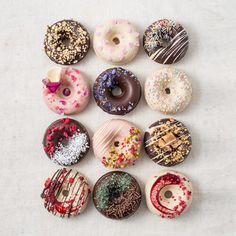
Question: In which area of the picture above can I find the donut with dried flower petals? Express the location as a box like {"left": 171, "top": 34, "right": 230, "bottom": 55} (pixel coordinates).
{"left": 42, "top": 67, "right": 90, "bottom": 115}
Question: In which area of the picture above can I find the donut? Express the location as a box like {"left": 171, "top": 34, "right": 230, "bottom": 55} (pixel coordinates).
{"left": 41, "top": 168, "right": 91, "bottom": 217}
{"left": 93, "top": 171, "right": 141, "bottom": 219}
{"left": 145, "top": 67, "right": 192, "bottom": 114}
{"left": 42, "top": 67, "right": 90, "bottom": 115}
{"left": 144, "top": 118, "right": 192, "bottom": 166}
{"left": 93, "top": 67, "right": 141, "bottom": 115}
{"left": 93, "top": 19, "right": 140, "bottom": 65}
{"left": 145, "top": 170, "right": 193, "bottom": 218}
{"left": 44, "top": 19, "right": 90, "bottom": 65}
{"left": 43, "top": 118, "right": 90, "bottom": 166}
{"left": 143, "top": 19, "right": 189, "bottom": 64}
{"left": 93, "top": 119, "right": 141, "bottom": 168}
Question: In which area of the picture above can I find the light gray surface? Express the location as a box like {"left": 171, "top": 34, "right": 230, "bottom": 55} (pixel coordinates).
{"left": 0, "top": 0, "right": 236, "bottom": 235}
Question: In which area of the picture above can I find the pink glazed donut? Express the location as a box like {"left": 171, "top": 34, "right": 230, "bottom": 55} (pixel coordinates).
{"left": 42, "top": 67, "right": 90, "bottom": 115}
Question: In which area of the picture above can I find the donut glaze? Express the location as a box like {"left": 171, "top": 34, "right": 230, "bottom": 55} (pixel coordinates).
{"left": 144, "top": 118, "right": 192, "bottom": 166}
{"left": 93, "top": 171, "right": 142, "bottom": 219}
{"left": 143, "top": 19, "right": 189, "bottom": 64}
{"left": 43, "top": 67, "right": 90, "bottom": 115}
{"left": 93, "top": 19, "right": 140, "bottom": 65}
{"left": 41, "top": 168, "right": 91, "bottom": 217}
{"left": 93, "top": 67, "right": 141, "bottom": 115}
{"left": 44, "top": 20, "right": 90, "bottom": 65}
{"left": 145, "top": 67, "right": 192, "bottom": 114}
{"left": 43, "top": 118, "right": 90, "bottom": 166}
{"left": 145, "top": 170, "right": 193, "bottom": 218}
{"left": 93, "top": 119, "right": 141, "bottom": 168}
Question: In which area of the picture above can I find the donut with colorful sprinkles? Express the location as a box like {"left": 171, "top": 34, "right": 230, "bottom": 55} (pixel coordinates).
{"left": 143, "top": 19, "right": 189, "bottom": 64}
{"left": 93, "top": 19, "right": 140, "bottom": 65}
{"left": 41, "top": 168, "right": 91, "bottom": 217}
{"left": 145, "top": 170, "right": 193, "bottom": 218}
{"left": 44, "top": 19, "right": 90, "bottom": 65}
{"left": 43, "top": 118, "right": 90, "bottom": 166}
{"left": 93, "top": 171, "right": 142, "bottom": 219}
{"left": 93, "top": 119, "right": 142, "bottom": 168}
{"left": 42, "top": 67, "right": 90, "bottom": 115}
{"left": 93, "top": 67, "right": 141, "bottom": 115}
{"left": 145, "top": 67, "right": 192, "bottom": 114}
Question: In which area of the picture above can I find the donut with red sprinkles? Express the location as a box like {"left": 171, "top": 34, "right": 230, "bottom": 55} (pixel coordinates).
{"left": 41, "top": 168, "right": 91, "bottom": 217}
{"left": 145, "top": 170, "right": 193, "bottom": 218}
{"left": 43, "top": 118, "right": 90, "bottom": 166}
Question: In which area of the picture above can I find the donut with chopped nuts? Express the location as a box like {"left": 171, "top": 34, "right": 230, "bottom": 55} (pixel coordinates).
{"left": 44, "top": 19, "right": 90, "bottom": 65}
{"left": 144, "top": 118, "right": 192, "bottom": 166}
{"left": 42, "top": 67, "right": 90, "bottom": 115}
{"left": 93, "top": 67, "right": 141, "bottom": 115}
{"left": 41, "top": 168, "right": 91, "bottom": 217}
{"left": 145, "top": 67, "right": 192, "bottom": 114}
{"left": 43, "top": 118, "right": 90, "bottom": 166}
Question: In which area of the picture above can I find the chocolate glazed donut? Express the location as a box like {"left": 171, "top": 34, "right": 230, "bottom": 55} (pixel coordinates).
{"left": 93, "top": 67, "right": 141, "bottom": 115}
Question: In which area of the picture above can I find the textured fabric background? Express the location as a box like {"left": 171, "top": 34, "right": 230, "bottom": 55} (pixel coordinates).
{"left": 0, "top": 0, "right": 235, "bottom": 235}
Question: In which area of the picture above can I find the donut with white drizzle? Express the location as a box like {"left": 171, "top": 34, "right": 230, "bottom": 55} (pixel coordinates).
{"left": 42, "top": 67, "right": 90, "bottom": 115}
{"left": 43, "top": 118, "right": 90, "bottom": 166}
{"left": 41, "top": 168, "right": 91, "bottom": 217}
{"left": 145, "top": 170, "right": 193, "bottom": 219}
{"left": 144, "top": 118, "right": 192, "bottom": 166}
{"left": 143, "top": 19, "right": 189, "bottom": 64}
{"left": 93, "top": 19, "right": 140, "bottom": 65}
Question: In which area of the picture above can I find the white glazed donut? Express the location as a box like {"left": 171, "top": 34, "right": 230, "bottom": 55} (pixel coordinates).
{"left": 93, "top": 19, "right": 140, "bottom": 65}
{"left": 92, "top": 119, "right": 142, "bottom": 168}
{"left": 145, "top": 67, "right": 192, "bottom": 114}
{"left": 42, "top": 67, "right": 90, "bottom": 115}
{"left": 145, "top": 170, "right": 193, "bottom": 219}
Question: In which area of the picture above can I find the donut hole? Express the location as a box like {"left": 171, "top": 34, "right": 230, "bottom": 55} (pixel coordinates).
{"left": 111, "top": 86, "right": 123, "bottom": 97}
{"left": 164, "top": 190, "right": 173, "bottom": 199}
{"left": 63, "top": 88, "right": 71, "bottom": 97}
{"left": 62, "top": 189, "right": 69, "bottom": 197}
{"left": 112, "top": 37, "right": 120, "bottom": 45}
{"left": 61, "top": 36, "right": 70, "bottom": 47}
{"left": 165, "top": 87, "right": 171, "bottom": 94}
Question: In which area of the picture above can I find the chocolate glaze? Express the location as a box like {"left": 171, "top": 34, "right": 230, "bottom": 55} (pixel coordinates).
{"left": 93, "top": 67, "right": 141, "bottom": 115}
{"left": 93, "top": 171, "right": 142, "bottom": 219}
{"left": 43, "top": 118, "right": 90, "bottom": 166}
{"left": 143, "top": 19, "right": 189, "bottom": 64}
{"left": 44, "top": 20, "right": 90, "bottom": 65}
{"left": 144, "top": 118, "right": 192, "bottom": 167}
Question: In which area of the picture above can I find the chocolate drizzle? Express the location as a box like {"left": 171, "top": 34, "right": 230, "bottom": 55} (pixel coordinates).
{"left": 41, "top": 168, "right": 90, "bottom": 217}
{"left": 93, "top": 171, "right": 142, "bottom": 219}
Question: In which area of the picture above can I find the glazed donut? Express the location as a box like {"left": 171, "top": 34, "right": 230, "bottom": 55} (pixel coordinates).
{"left": 44, "top": 20, "right": 90, "bottom": 65}
{"left": 145, "top": 170, "right": 193, "bottom": 218}
{"left": 144, "top": 118, "right": 192, "bottom": 166}
{"left": 143, "top": 19, "right": 189, "bottom": 64}
{"left": 93, "top": 19, "right": 140, "bottom": 65}
{"left": 93, "top": 119, "right": 141, "bottom": 168}
{"left": 145, "top": 67, "right": 192, "bottom": 114}
{"left": 42, "top": 67, "right": 90, "bottom": 115}
{"left": 43, "top": 118, "right": 90, "bottom": 166}
{"left": 41, "top": 168, "right": 91, "bottom": 217}
{"left": 93, "top": 171, "right": 142, "bottom": 219}
{"left": 93, "top": 67, "right": 141, "bottom": 115}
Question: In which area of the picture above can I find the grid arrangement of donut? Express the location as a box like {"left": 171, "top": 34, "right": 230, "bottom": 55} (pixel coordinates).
{"left": 40, "top": 18, "right": 195, "bottom": 219}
